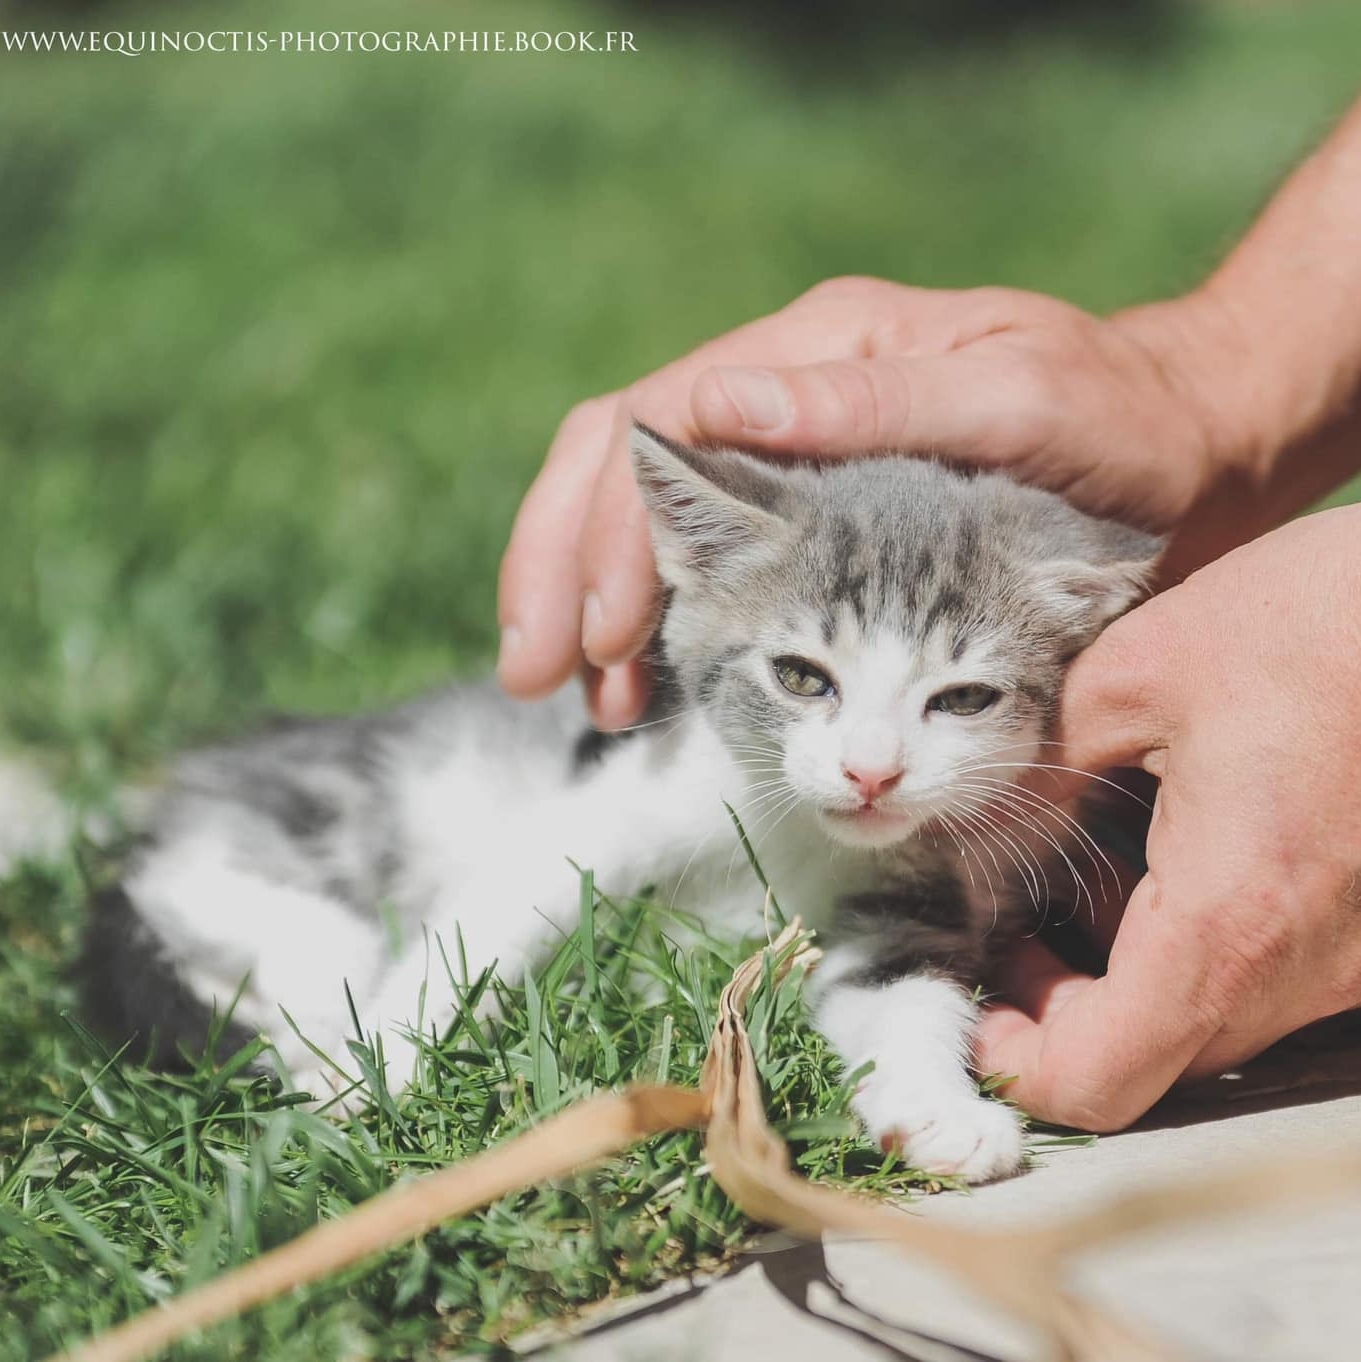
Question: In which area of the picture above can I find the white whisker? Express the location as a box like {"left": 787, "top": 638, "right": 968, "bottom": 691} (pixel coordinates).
{"left": 953, "top": 780, "right": 1096, "bottom": 925}
{"left": 958, "top": 775, "right": 1123, "bottom": 904}
{"left": 950, "top": 799, "right": 1049, "bottom": 926}
{"left": 956, "top": 762, "right": 1153, "bottom": 808}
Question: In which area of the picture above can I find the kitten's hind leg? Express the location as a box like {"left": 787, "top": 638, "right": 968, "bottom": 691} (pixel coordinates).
{"left": 120, "top": 835, "right": 388, "bottom": 1098}
{"left": 80, "top": 884, "right": 257, "bottom": 1070}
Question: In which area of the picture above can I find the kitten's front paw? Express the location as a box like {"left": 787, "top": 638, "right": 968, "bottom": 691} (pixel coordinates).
{"left": 858, "top": 1084, "right": 1024, "bottom": 1184}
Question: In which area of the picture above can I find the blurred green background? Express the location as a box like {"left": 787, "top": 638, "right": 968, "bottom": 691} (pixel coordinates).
{"left": 1, "top": 0, "right": 1359, "bottom": 788}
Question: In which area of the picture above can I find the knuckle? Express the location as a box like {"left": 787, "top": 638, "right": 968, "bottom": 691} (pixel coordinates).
{"left": 959, "top": 284, "right": 1029, "bottom": 314}
{"left": 955, "top": 285, "right": 1035, "bottom": 328}
{"left": 621, "top": 379, "right": 651, "bottom": 413}
{"left": 816, "top": 359, "right": 887, "bottom": 441}
{"left": 796, "top": 274, "right": 886, "bottom": 310}
{"left": 1330, "top": 951, "right": 1361, "bottom": 1012}
{"left": 1058, "top": 1091, "right": 1143, "bottom": 1134}
{"left": 869, "top": 312, "right": 918, "bottom": 354}
{"left": 620, "top": 379, "right": 680, "bottom": 436}
{"left": 554, "top": 392, "right": 615, "bottom": 446}
{"left": 962, "top": 284, "right": 1076, "bottom": 327}
{"left": 1000, "top": 399, "right": 1062, "bottom": 461}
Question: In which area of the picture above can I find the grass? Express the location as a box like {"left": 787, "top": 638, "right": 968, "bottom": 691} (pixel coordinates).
{"left": 2, "top": 859, "right": 939, "bottom": 1360}
{"left": 2, "top": 0, "right": 1361, "bottom": 1355}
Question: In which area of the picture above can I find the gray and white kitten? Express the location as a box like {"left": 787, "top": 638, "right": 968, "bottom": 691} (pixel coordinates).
{"left": 82, "top": 425, "right": 1159, "bottom": 1183}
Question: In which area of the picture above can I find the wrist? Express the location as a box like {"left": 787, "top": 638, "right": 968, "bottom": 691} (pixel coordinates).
{"left": 1114, "top": 282, "right": 1361, "bottom": 538}
{"left": 1191, "top": 269, "right": 1361, "bottom": 480}
{"left": 1108, "top": 292, "right": 1267, "bottom": 518}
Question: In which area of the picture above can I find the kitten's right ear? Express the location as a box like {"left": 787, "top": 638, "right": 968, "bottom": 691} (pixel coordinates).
{"left": 630, "top": 424, "right": 790, "bottom": 588}
{"left": 1034, "top": 518, "right": 1165, "bottom": 645}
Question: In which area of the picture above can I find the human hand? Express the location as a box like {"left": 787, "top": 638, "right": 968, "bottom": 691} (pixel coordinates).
{"left": 498, "top": 277, "right": 1255, "bottom": 728}
{"left": 976, "top": 504, "right": 1361, "bottom": 1131}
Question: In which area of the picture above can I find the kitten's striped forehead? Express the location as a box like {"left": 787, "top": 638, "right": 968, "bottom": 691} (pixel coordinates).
{"left": 796, "top": 501, "right": 995, "bottom": 658}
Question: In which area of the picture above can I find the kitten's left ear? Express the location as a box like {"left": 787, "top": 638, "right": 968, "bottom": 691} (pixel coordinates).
{"left": 1036, "top": 519, "right": 1165, "bottom": 643}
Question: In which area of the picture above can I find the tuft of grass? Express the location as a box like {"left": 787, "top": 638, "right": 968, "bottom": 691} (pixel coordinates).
{"left": 0, "top": 854, "right": 942, "bottom": 1361}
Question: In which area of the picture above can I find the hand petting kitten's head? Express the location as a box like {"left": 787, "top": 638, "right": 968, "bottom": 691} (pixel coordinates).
{"left": 631, "top": 423, "right": 1161, "bottom": 850}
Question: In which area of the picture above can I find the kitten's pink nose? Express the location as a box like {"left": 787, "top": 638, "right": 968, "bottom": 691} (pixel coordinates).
{"left": 841, "top": 763, "right": 904, "bottom": 805}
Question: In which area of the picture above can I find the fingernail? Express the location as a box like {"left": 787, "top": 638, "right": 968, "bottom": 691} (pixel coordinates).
{"left": 581, "top": 592, "right": 605, "bottom": 654}
{"left": 713, "top": 367, "right": 793, "bottom": 432}
{"left": 496, "top": 625, "right": 523, "bottom": 672}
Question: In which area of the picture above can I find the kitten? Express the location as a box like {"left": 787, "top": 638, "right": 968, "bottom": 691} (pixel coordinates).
{"left": 81, "top": 425, "right": 1159, "bottom": 1183}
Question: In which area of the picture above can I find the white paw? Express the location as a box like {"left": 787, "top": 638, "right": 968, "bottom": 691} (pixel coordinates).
{"left": 856, "top": 1083, "right": 1025, "bottom": 1184}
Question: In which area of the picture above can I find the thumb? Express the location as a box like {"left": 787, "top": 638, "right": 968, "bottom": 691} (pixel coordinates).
{"left": 977, "top": 874, "right": 1219, "bottom": 1131}
{"left": 689, "top": 351, "right": 1039, "bottom": 458}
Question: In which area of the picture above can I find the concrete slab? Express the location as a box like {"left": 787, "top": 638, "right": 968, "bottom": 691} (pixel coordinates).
{"left": 531, "top": 1015, "right": 1361, "bottom": 1362}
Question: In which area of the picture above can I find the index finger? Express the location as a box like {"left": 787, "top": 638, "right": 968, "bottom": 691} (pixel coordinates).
{"left": 1018, "top": 602, "right": 1175, "bottom": 808}
{"left": 498, "top": 394, "right": 620, "bottom": 697}
{"left": 976, "top": 874, "right": 1222, "bottom": 1131}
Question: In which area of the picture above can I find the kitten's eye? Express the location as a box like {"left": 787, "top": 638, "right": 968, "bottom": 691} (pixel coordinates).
{"left": 773, "top": 656, "right": 836, "bottom": 699}
{"left": 928, "top": 684, "right": 1002, "bottom": 716}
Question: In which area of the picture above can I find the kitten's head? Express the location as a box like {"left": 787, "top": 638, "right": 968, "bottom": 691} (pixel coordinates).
{"left": 632, "top": 424, "right": 1161, "bottom": 850}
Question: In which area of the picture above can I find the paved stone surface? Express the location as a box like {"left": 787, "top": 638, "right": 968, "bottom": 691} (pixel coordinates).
{"left": 530, "top": 1016, "right": 1361, "bottom": 1362}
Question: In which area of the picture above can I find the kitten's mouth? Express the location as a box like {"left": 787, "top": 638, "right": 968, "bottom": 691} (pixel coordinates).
{"left": 823, "top": 804, "right": 910, "bottom": 825}
{"left": 818, "top": 803, "right": 917, "bottom": 845}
